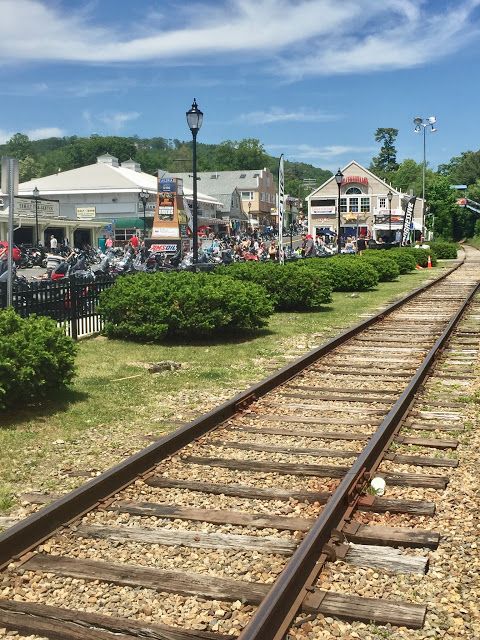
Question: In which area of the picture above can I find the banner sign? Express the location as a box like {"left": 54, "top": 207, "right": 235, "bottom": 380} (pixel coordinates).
{"left": 278, "top": 154, "right": 284, "bottom": 264}
{"left": 158, "top": 177, "right": 177, "bottom": 193}
{"left": 374, "top": 213, "right": 404, "bottom": 225}
{"left": 14, "top": 197, "right": 60, "bottom": 218}
{"left": 401, "top": 197, "right": 416, "bottom": 245}
{"left": 311, "top": 206, "right": 336, "bottom": 216}
{"left": 343, "top": 175, "right": 368, "bottom": 185}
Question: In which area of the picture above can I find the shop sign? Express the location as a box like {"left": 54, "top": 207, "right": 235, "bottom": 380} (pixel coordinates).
{"left": 14, "top": 197, "right": 60, "bottom": 218}
{"left": 311, "top": 206, "right": 336, "bottom": 216}
{"left": 343, "top": 176, "right": 368, "bottom": 185}
{"left": 152, "top": 226, "right": 179, "bottom": 238}
{"left": 374, "top": 213, "right": 404, "bottom": 225}
{"left": 76, "top": 206, "right": 96, "bottom": 220}
{"left": 149, "top": 243, "right": 178, "bottom": 253}
{"left": 158, "top": 178, "right": 177, "bottom": 193}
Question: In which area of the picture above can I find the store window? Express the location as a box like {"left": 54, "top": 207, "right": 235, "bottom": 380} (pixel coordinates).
{"left": 340, "top": 198, "right": 347, "bottom": 213}
{"left": 241, "top": 191, "right": 254, "bottom": 200}
{"left": 349, "top": 197, "right": 359, "bottom": 212}
{"left": 361, "top": 197, "right": 370, "bottom": 212}
{"left": 379, "top": 197, "right": 386, "bottom": 209}
{"left": 115, "top": 228, "right": 138, "bottom": 243}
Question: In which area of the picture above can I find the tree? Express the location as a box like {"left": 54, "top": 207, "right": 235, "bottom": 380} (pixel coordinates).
{"left": 391, "top": 159, "right": 422, "bottom": 194}
{"left": 426, "top": 174, "right": 460, "bottom": 240}
{"left": 19, "top": 155, "right": 40, "bottom": 181}
{"left": 369, "top": 128, "right": 399, "bottom": 178}
{"left": 5, "top": 133, "right": 32, "bottom": 160}
{"left": 438, "top": 150, "right": 480, "bottom": 186}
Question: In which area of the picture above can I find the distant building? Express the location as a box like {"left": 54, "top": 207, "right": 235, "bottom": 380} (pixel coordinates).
{"left": 172, "top": 168, "right": 277, "bottom": 229}
{"left": 1, "top": 154, "right": 221, "bottom": 247}
{"left": 305, "top": 160, "right": 424, "bottom": 241}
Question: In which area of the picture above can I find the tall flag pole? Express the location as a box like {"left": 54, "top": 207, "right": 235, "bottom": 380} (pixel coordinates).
{"left": 278, "top": 154, "right": 285, "bottom": 264}
{"left": 401, "top": 196, "right": 417, "bottom": 246}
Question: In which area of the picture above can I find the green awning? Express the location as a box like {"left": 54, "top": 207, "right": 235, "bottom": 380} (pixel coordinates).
{"left": 100, "top": 217, "right": 153, "bottom": 229}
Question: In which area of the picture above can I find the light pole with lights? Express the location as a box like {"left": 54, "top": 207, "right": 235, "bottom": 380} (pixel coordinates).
{"left": 335, "top": 168, "right": 344, "bottom": 255}
{"left": 186, "top": 98, "right": 204, "bottom": 266}
{"left": 33, "top": 186, "right": 40, "bottom": 246}
{"left": 414, "top": 116, "right": 437, "bottom": 240}
{"left": 387, "top": 189, "right": 393, "bottom": 242}
{"left": 138, "top": 189, "right": 149, "bottom": 239}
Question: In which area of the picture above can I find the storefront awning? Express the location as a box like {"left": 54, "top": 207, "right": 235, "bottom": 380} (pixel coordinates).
{"left": 102, "top": 217, "right": 153, "bottom": 229}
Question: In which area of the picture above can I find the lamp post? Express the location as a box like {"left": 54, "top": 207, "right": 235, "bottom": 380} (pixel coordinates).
{"left": 138, "top": 189, "right": 149, "bottom": 239}
{"left": 335, "top": 168, "right": 344, "bottom": 255}
{"left": 289, "top": 200, "right": 294, "bottom": 254}
{"left": 248, "top": 201, "right": 252, "bottom": 231}
{"left": 414, "top": 116, "right": 437, "bottom": 241}
{"left": 33, "top": 186, "right": 40, "bottom": 246}
{"left": 186, "top": 98, "right": 204, "bottom": 266}
{"left": 387, "top": 189, "right": 393, "bottom": 243}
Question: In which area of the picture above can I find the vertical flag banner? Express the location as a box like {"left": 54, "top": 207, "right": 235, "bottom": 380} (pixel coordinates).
{"left": 401, "top": 196, "right": 417, "bottom": 246}
{"left": 278, "top": 154, "right": 285, "bottom": 264}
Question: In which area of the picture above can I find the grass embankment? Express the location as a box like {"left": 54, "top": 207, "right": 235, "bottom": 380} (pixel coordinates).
{"left": 0, "top": 266, "right": 450, "bottom": 514}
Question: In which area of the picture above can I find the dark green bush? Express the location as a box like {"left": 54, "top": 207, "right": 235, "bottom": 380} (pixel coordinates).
{"left": 359, "top": 253, "right": 400, "bottom": 281}
{"left": 220, "top": 261, "right": 332, "bottom": 310}
{"left": 0, "top": 309, "right": 76, "bottom": 410}
{"left": 382, "top": 249, "right": 417, "bottom": 274}
{"left": 297, "top": 256, "right": 379, "bottom": 291}
{"left": 429, "top": 242, "right": 458, "bottom": 259}
{"left": 98, "top": 271, "right": 274, "bottom": 341}
{"left": 403, "top": 247, "right": 438, "bottom": 267}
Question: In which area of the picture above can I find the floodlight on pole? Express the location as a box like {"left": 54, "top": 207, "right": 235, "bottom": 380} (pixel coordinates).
{"left": 413, "top": 116, "right": 437, "bottom": 240}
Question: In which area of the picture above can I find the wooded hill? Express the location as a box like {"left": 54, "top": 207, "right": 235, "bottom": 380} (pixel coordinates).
{"left": 0, "top": 133, "right": 332, "bottom": 200}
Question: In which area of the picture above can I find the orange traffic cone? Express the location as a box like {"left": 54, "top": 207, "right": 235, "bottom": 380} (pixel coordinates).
{"left": 427, "top": 255, "right": 432, "bottom": 268}
{"left": 415, "top": 264, "right": 423, "bottom": 270}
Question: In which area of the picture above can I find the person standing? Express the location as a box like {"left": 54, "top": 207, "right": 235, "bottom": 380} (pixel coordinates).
{"left": 50, "top": 234, "right": 58, "bottom": 254}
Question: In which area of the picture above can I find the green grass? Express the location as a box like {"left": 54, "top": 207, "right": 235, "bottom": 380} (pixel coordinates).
{"left": 0, "top": 266, "right": 446, "bottom": 512}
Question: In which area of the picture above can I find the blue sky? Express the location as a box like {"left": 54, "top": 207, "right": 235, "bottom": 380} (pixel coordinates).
{"left": 2, "top": 0, "right": 480, "bottom": 171}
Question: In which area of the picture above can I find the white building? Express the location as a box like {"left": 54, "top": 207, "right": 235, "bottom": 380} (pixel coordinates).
{"left": 306, "top": 161, "right": 424, "bottom": 242}
{"left": 0, "top": 154, "right": 222, "bottom": 247}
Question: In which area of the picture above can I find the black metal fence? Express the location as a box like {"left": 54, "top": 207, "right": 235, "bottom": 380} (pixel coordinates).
{"left": 0, "top": 275, "right": 115, "bottom": 339}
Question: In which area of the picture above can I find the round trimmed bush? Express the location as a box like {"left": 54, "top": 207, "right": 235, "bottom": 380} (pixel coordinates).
{"left": 404, "top": 247, "right": 438, "bottom": 267}
{"left": 359, "top": 253, "right": 400, "bottom": 281}
{"left": 383, "top": 249, "right": 417, "bottom": 274}
{"left": 220, "top": 261, "right": 332, "bottom": 310}
{"left": 0, "top": 308, "right": 76, "bottom": 410}
{"left": 297, "top": 256, "right": 379, "bottom": 291}
{"left": 429, "top": 242, "right": 458, "bottom": 259}
{"left": 98, "top": 271, "right": 274, "bottom": 341}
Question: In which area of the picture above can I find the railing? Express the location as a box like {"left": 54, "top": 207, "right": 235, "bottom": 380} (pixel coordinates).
{"left": 0, "top": 274, "right": 115, "bottom": 339}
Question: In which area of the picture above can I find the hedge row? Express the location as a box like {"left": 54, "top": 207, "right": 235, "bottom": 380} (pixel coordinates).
{"left": 98, "top": 271, "right": 274, "bottom": 341}
{"left": 218, "top": 262, "right": 333, "bottom": 310}
{"left": 428, "top": 242, "right": 458, "bottom": 260}
{"left": 0, "top": 309, "right": 76, "bottom": 410}
{"left": 296, "top": 256, "right": 379, "bottom": 291}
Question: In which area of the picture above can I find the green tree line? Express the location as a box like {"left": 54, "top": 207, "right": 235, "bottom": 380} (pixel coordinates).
{"left": 0, "top": 133, "right": 331, "bottom": 203}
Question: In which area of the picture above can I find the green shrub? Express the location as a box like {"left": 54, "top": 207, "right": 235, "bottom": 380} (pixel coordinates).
{"left": 220, "top": 261, "right": 332, "bottom": 310}
{"left": 297, "top": 256, "right": 379, "bottom": 291}
{"left": 429, "top": 242, "right": 458, "bottom": 259}
{"left": 98, "top": 271, "right": 274, "bottom": 341}
{"left": 403, "top": 247, "right": 438, "bottom": 267}
{"left": 383, "top": 249, "right": 417, "bottom": 274}
{"left": 359, "top": 253, "right": 400, "bottom": 281}
{"left": 0, "top": 309, "right": 76, "bottom": 410}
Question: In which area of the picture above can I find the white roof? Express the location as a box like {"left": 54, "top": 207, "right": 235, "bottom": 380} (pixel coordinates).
{"left": 15, "top": 162, "right": 222, "bottom": 206}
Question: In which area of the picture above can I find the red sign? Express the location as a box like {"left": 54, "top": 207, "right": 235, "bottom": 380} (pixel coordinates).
{"left": 343, "top": 176, "right": 368, "bottom": 185}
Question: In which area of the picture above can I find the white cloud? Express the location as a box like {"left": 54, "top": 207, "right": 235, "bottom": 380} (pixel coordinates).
{"left": 0, "top": 126, "right": 65, "bottom": 143}
{"left": 0, "top": 0, "right": 479, "bottom": 78}
{"left": 99, "top": 112, "right": 141, "bottom": 132}
{"left": 27, "top": 127, "right": 65, "bottom": 139}
{"left": 266, "top": 143, "right": 376, "bottom": 162}
{"left": 239, "top": 108, "right": 341, "bottom": 125}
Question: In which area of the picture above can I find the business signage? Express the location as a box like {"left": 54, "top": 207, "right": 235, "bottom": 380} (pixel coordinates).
{"left": 137, "top": 201, "right": 156, "bottom": 212}
{"left": 158, "top": 177, "right": 178, "bottom": 193}
{"left": 311, "top": 206, "right": 336, "bottom": 216}
{"left": 14, "top": 197, "right": 60, "bottom": 218}
{"left": 343, "top": 175, "right": 368, "bottom": 185}
{"left": 76, "top": 206, "right": 96, "bottom": 220}
{"left": 152, "top": 226, "right": 179, "bottom": 238}
{"left": 149, "top": 243, "right": 178, "bottom": 252}
{"left": 374, "top": 213, "right": 404, "bottom": 225}
{"left": 401, "top": 197, "right": 417, "bottom": 245}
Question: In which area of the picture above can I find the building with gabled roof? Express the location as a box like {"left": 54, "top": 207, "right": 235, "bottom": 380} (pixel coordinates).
{"left": 305, "top": 160, "right": 424, "bottom": 242}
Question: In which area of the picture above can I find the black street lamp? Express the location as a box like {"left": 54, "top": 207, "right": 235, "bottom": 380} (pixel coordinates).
{"left": 288, "top": 199, "right": 294, "bottom": 253}
{"left": 414, "top": 116, "right": 437, "bottom": 240}
{"left": 335, "top": 168, "right": 344, "bottom": 254}
{"left": 33, "top": 186, "right": 40, "bottom": 246}
{"left": 138, "top": 189, "right": 149, "bottom": 238}
{"left": 387, "top": 189, "right": 393, "bottom": 243}
{"left": 186, "top": 98, "right": 204, "bottom": 266}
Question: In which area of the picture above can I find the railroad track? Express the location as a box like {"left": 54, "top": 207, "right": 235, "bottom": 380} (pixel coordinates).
{"left": 0, "top": 247, "right": 479, "bottom": 639}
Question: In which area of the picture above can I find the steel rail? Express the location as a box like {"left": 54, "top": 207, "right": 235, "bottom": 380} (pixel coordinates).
{"left": 0, "top": 257, "right": 465, "bottom": 571}
{"left": 238, "top": 276, "right": 480, "bottom": 640}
